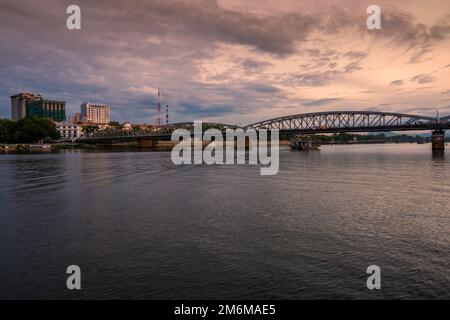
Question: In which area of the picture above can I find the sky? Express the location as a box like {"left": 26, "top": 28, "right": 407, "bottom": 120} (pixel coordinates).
{"left": 0, "top": 0, "right": 450, "bottom": 125}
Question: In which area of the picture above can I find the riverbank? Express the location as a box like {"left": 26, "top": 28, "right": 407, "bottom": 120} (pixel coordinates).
{"left": 1, "top": 143, "right": 97, "bottom": 153}
{"left": 0, "top": 140, "right": 437, "bottom": 154}
{"left": 0, "top": 141, "right": 182, "bottom": 153}
{"left": 1, "top": 144, "right": 53, "bottom": 153}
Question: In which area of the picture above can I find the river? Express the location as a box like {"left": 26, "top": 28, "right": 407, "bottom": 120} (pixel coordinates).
{"left": 0, "top": 144, "right": 449, "bottom": 299}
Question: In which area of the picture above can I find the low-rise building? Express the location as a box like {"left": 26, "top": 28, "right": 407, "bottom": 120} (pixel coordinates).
{"left": 55, "top": 122, "right": 82, "bottom": 141}
{"left": 122, "top": 122, "right": 132, "bottom": 130}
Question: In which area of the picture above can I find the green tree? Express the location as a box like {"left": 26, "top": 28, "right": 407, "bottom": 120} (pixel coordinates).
{"left": 82, "top": 125, "right": 100, "bottom": 134}
{"left": 109, "top": 121, "right": 123, "bottom": 129}
{"left": 9, "top": 117, "right": 60, "bottom": 143}
{"left": 0, "top": 119, "right": 14, "bottom": 143}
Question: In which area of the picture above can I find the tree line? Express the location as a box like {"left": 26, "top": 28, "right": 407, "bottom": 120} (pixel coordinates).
{"left": 0, "top": 117, "right": 60, "bottom": 143}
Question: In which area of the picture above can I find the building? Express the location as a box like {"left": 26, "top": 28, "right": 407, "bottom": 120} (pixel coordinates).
{"left": 68, "top": 112, "right": 85, "bottom": 124}
{"left": 122, "top": 122, "right": 132, "bottom": 130}
{"left": 80, "top": 102, "right": 110, "bottom": 124}
{"left": 55, "top": 122, "right": 82, "bottom": 141}
{"left": 27, "top": 99, "right": 66, "bottom": 122}
{"left": 10, "top": 93, "right": 43, "bottom": 120}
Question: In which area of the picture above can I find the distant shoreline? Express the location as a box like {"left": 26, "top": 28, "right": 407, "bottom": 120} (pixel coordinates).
{"left": 0, "top": 140, "right": 438, "bottom": 154}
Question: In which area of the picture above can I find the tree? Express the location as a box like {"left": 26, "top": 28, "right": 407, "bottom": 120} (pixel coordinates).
{"left": 2, "top": 117, "right": 60, "bottom": 143}
{"left": 109, "top": 121, "right": 123, "bottom": 130}
{"left": 0, "top": 119, "right": 14, "bottom": 143}
{"left": 82, "top": 125, "right": 99, "bottom": 134}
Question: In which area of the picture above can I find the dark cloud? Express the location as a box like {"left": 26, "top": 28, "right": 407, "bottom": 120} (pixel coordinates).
{"left": 378, "top": 11, "right": 450, "bottom": 63}
{"left": 0, "top": 0, "right": 449, "bottom": 121}
{"left": 4, "top": 0, "right": 445, "bottom": 58}
{"left": 177, "top": 101, "right": 233, "bottom": 117}
{"left": 411, "top": 74, "right": 434, "bottom": 84}
{"left": 241, "top": 59, "right": 273, "bottom": 72}
{"left": 344, "top": 51, "right": 368, "bottom": 60}
{"left": 302, "top": 98, "right": 342, "bottom": 107}
{"left": 430, "top": 23, "right": 450, "bottom": 40}
{"left": 76, "top": 0, "right": 323, "bottom": 56}
{"left": 242, "top": 83, "right": 281, "bottom": 94}
{"left": 390, "top": 79, "right": 405, "bottom": 86}
{"left": 343, "top": 61, "right": 363, "bottom": 73}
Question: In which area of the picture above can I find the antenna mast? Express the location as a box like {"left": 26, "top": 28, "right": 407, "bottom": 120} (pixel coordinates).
{"left": 166, "top": 104, "right": 169, "bottom": 125}
{"left": 156, "top": 88, "right": 161, "bottom": 126}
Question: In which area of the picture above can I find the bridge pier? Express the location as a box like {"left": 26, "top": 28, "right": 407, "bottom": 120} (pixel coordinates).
{"left": 139, "top": 139, "right": 154, "bottom": 148}
{"left": 432, "top": 129, "right": 445, "bottom": 150}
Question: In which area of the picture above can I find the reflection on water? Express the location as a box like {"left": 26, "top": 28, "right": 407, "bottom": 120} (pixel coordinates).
{"left": 432, "top": 149, "right": 445, "bottom": 162}
{"left": 0, "top": 144, "right": 449, "bottom": 299}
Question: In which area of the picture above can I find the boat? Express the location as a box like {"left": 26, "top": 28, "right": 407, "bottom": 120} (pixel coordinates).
{"left": 289, "top": 135, "right": 320, "bottom": 151}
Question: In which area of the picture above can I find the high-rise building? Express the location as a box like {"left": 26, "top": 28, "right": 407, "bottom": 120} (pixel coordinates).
{"left": 10, "top": 93, "right": 43, "bottom": 120}
{"left": 68, "top": 113, "right": 84, "bottom": 124}
{"left": 27, "top": 99, "right": 66, "bottom": 122}
{"left": 80, "top": 102, "right": 110, "bottom": 124}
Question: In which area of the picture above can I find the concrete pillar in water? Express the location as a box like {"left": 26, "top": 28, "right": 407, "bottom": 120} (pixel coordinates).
{"left": 139, "top": 139, "right": 153, "bottom": 148}
{"left": 432, "top": 129, "right": 445, "bottom": 150}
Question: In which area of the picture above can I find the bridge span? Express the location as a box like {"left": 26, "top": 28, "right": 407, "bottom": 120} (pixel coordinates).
{"left": 77, "top": 111, "right": 450, "bottom": 150}
{"left": 244, "top": 111, "right": 447, "bottom": 133}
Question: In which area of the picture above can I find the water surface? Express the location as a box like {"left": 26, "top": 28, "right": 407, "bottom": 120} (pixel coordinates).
{"left": 0, "top": 144, "right": 449, "bottom": 299}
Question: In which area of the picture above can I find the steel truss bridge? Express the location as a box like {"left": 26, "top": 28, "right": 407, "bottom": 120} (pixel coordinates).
{"left": 244, "top": 111, "right": 450, "bottom": 134}
{"left": 77, "top": 122, "right": 239, "bottom": 143}
{"left": 77, "top": 111, "right": 450, "bottom": 143}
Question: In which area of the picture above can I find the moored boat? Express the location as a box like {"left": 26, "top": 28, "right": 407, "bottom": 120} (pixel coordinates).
{"left": 289, "top": 135, "right": 320, "bottom": 151}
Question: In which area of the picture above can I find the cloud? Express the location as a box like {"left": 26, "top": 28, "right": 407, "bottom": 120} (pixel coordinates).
{"left": 302, "top": 98, "right": 342, "bottom": 107}
{"left": 242, "top": 83, "right": 281, "bottom": 94}
{"left": 344, "top": 51, "right": 368, "bottom": 60}
{"left": 0, "top": 0, "right": 449, "bottom": 122}
{"left": 390, "top": 79, "right": 405, "bottom": 86}
{"left": 343, "top": 61, "right": 363, "bottom": 73}
{"left": 284, "top": 70, "right": 342, "bottom": 86}
{"left": 411, "top": 74, "right": 435, "bottom": 84}
{"left": 177, "top": 101, "right": 233, "bottom": 117}
{"left": 241, "top": 58, "right": 272, "bottom": 71}
{"left": 378, "top": 10, "right": 450, "bottom": 63}
{"left": 281, "top": 56, "right": 365, "bottom": 87}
